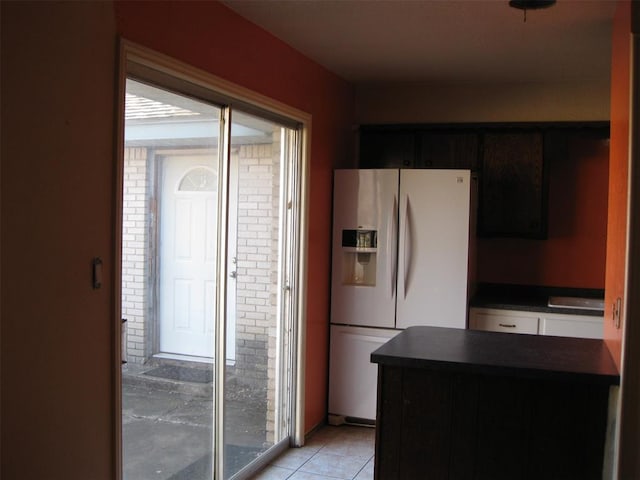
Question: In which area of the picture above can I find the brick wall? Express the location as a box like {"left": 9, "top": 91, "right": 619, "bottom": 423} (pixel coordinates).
{"left": 122, "top": 147, "right": 153, "bottom": 365}
{"left": 233, "top": 136, "right": 281, "bottom": 441}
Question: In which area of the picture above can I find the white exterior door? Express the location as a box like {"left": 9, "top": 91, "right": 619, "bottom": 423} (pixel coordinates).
{"left": 159, "top": 154, "right": 218, "bottom": 358}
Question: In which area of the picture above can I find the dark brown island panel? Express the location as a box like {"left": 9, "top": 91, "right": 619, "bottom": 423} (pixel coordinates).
{"left": 371, "top": 326, "right": 619, "bottom": 480}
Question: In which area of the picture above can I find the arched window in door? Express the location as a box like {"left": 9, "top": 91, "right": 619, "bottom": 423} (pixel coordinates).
{"left": 178, "top": 166, "right": 217, "bottom": 192}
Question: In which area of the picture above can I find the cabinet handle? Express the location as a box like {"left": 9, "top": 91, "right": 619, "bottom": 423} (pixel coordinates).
{"left": 499, "top": 323, "right": 516, "bottom": 328}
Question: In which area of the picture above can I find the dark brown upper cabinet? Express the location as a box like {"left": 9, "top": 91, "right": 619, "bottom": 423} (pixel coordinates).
{"left": 357, "top": 123, "right": 608, "bottom": 239}
{"left": 359, "top": 129, "right": 415, "bottom": 168}
{"left": 479, "top": 131, "right": 549, "bottom": 239}
{"left": 359, "top": 127, "right": 478, "bottom": 170}
{"left": 418, "top": 132, "right": 478, "bottom": 170}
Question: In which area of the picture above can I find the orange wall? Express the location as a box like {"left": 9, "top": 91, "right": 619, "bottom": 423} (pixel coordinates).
{"left": 114, "top": 1, "right": 355, "bottom": 432}
{"left": 604, "top": 0, "right": 631, "bottom": 370}
{"left": 477, "top": 134, "right": 609, "bottom": 289}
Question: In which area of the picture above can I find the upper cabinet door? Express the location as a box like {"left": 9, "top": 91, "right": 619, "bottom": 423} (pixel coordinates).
{"left": 418, "top": 132, "right": 479, "bottom": 170}
{"left": 479, "top": 132, "right": 548, "bottom": 238}
{"left": 359, "top": 130, "right": 415, "bottom": 168}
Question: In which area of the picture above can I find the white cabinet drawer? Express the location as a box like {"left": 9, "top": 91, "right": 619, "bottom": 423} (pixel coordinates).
{"left": 539, "top": 313, "right": 603, "bottom": 339}
{"left": 469, "top": 308, "right": 539, "bottom": 334}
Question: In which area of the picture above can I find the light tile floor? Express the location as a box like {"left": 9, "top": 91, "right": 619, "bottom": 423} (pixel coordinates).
{"left": 250, "top": 425, "right": 375, "bottom": 480}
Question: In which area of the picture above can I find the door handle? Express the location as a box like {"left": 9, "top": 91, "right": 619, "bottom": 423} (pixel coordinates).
{"left": 390, "top": 194, "right": 398, "bottom": 299}
{"left": 403, "top": 196, "right": 413, "bottom": 298}
{"left": 229, "top": 271, "right": 237, "bottom": 279}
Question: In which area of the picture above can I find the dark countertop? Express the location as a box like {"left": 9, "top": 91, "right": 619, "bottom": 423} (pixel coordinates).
{"left": 470, "top": 283, "right": 605, "bottom": 317}
{"left": 371, "top": 326, "right": 619, "bottom": 385}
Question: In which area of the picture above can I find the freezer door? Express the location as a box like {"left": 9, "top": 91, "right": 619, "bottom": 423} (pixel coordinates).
{"left": 331, "top": 169, "right": 399, "bottom": 328}
{"left": 396, "top": 170, "right": 470, "bottom": 329}
{"left": 328, "top": 325, "right": 399, "bottom": 421}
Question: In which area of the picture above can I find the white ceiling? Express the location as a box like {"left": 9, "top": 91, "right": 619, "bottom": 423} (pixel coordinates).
{"left": 222, "top": 0, "right": 616, "bottom": 85}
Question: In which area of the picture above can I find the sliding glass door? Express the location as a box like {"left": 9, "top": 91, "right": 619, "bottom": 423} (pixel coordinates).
{"left": 222, "top": 110, "right": 296, "bottom": 478}
{"left": 120, "top": 77, "right": 299, "bottom": 479}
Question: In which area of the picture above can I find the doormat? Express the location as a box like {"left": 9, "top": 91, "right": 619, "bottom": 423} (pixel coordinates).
{"left": 144, "top": 365, "right": 213, "bottom": 384}
{"left": 166, "top": 445, "right": 265, "bottom": 480}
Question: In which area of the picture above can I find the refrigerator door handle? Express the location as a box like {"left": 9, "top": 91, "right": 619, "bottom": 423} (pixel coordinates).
{"left": 390, "top": 194, "right": 398, "bottom": 299}
{"left": 403, "top": 195, "right": 413, "bottom": 298}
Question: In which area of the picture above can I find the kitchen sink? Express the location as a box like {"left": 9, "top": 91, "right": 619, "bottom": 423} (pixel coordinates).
{"left": 547, "top": 296, "right": 605, "bottom": 311}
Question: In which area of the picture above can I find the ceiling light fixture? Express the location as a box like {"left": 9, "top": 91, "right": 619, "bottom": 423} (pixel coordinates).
{"left": 509, "top": 0, "right": 556, "bottom": 22}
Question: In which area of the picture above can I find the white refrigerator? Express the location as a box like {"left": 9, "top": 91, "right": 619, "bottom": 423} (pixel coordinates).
{"left": 329, "top": 169, "right": 474, "bottom": 423}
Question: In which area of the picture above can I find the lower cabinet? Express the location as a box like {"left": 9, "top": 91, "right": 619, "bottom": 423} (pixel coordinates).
{"left": 469, "top": 307, "right": 603, "bottom": 339}
{"left": 539, "top": 313, "right": 603, "bottom": 339}
{"left": 375, "top": 365, "right": 613, "bottom": 480}
{"left": 469, "top": 308, "right": 539, "bottom": 334}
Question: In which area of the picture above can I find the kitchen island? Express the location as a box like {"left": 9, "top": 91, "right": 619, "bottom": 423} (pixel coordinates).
{"left": 371, "top": 326, "right": 619, "bottom": 480}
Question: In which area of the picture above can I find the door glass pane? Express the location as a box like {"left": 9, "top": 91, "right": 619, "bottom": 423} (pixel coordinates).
{"left": 121, "top": 79, "right": 219, "bottom": 480}
{"left": 224, "top": 111, "right": 290, "bottom": 478}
